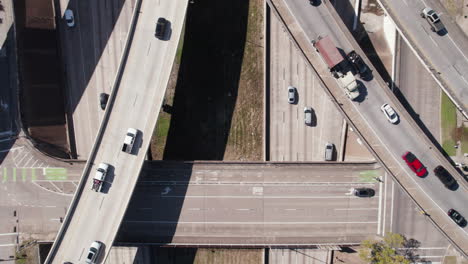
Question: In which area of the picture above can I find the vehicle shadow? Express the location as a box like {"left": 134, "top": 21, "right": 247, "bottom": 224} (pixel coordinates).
{"left": 162, "top": 0, "right": 249, "bottom": 160}
{"left": 118, "top": 161, "right": 193, "bottom": 246}
{"left": 100, "top": 164, "right": 115, "bottom": 194}
{"left": 353, "top": 80, "right": 368, "bottom": 103}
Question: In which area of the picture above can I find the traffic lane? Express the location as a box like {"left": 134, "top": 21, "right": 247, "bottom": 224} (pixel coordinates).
{"left": 391, "top": 183, "right": 450, "bottom": 248}
{"left": 284, "top": 0, "right": 468, "bottom": 230}
{"left": 50, "top": 0, "right": 186, "bottom": 262}
{"left": 60, "top": 1, "right": 97, "bottom": 158}
{"left": 140, "top": 164, "right": 382, "bottom": 183}
{"left": 385, "top": 0, "right": 468, "bottom": 69}
{"left": 120, "top": 221, "right": 376, "bottom": 242}
{"left": 398, "top": 40, "right": 441, "bottom": 140}
{"left": 125, "top": 186, "right": 379, "bottom": 223}
{"left": 269, "top": 11, "right": 343, "bottom": 161}
{"left": 380, "top": 0, "right": 468, "bottom": 111}
{"left": 355, "top": 79, "right": 468, "bottom": 228}
{"left": 130, "top": 184, "right": 379, "bottom": 201}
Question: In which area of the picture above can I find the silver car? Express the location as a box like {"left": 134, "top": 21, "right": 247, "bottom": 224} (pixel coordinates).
{"left": 304, "top": 107, "right": 313, "bottom": 126}
{"left": 325, "top": 143, "right": 334, "bottom": 161}
{"left": 287, "top": 86, "right": 297, "bottom": 104}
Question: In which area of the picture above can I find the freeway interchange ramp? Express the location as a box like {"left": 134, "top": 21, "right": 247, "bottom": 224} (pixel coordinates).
{"left": 45, "top": 0, "right": 188, "bottom": 263}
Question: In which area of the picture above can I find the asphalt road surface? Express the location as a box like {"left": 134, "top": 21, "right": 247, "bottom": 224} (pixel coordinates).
{"left": 120, "top": 162, "right": 382, "bottom": 245}
{"left": 378, "top": 0, "right": 468, "bottom": 116}
{"left": 269, "top": 7, "right": 344, "bottom": 162}
{"left": 58, "top": 0, "right": 137, "bottom": 158}
{"left": 278, "top": 0, "right": 468, "bottom": 253}
{"left": 47, "top": 0, "right": 188, "bottom": 263}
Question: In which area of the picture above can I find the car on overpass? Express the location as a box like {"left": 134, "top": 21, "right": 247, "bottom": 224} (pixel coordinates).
{"left": 448, "top": 209, "right": 467, "bottom": 227}
{"left": 420, "top": 7, "right": 445, "bottom": 33}
{"left": 380, "top": 103, "right": 399, "bottom": 124}
{"left": 434, "top": 165, "right": 457, "bottom": 189}
{"left": 402, "top": 151, "right": 428, "bottom": 177}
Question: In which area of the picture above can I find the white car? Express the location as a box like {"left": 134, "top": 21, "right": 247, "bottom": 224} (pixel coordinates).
{"left": 380, "top": 103, "right": 398, "bottom": 124}
{"left": 64, "top": 9, "right": 75, "bottom": 28}
{"left": 85, "top": 241, "right": 102, "bottom": 264}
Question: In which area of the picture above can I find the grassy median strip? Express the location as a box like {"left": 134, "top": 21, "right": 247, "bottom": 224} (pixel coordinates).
{"left": 440, "top": 92, "right": 457, "bottom": 156}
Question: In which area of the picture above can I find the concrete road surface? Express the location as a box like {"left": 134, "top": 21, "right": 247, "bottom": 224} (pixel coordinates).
{"left": 119, "top": 162, "right": 382, "bottom": 245}
{"left": 273, "top": 0, "right": 468, "bottom": 254}
{"left": 396, "top": 40, "right": 441, "bottom": 141}
{"left": 269, "top": 6, "right": 344, "bottom": 162}
{"left": 47, "top": 0, "right": 188, "bottom": 263}
{"left": 58, "top": 0, "right": 137, "bottom": 158}
{"left": 377, "top": 0, "right": 468, "bottom": 117}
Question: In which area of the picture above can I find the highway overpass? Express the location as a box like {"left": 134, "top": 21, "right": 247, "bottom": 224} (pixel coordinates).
{"left": 45, "top": 0, "right": 188, "bottom": 263}
{"left": 269, "top": 0, "right": 468, "bottom": 256}
{"left": 377, "top": 0, "right": 468, "bottom": 118}
{"left": 119, "top": 161, "right": 382, "bottom": 245}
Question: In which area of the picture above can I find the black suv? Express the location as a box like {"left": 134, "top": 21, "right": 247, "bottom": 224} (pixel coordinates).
{"left": 448, "top": 209, "right": 466, "bottom": 227}
{"left": 155, "top": 17, "right": 168, "bottom": 39}
{"left": 433, "top": 165, "right": 456, "bottom": 189}
{"left": 353, "top": 188, "right": 375, "bottom": 197}
{"left": 347, "top": 51, "right": 369, "bottom": 78}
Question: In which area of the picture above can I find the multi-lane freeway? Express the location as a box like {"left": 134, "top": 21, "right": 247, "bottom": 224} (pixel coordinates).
{"left": 120, "top": 162, "right": 382, "bottom": 245}
{"left": 46, "top": 0, "right": 188, "bottom": 263}
{"left": 270, "top": 0, "right": 468, "bottom": 254}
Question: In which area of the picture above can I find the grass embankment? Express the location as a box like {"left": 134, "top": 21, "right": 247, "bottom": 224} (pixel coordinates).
{"left": 440, "top": 93, "right": 457, "bottom": 156}
{"left": 223, "top": 0, "right": 264, "bottom": 160}
{"left": 151, "top": 0, "right": 264, "bottom": 160}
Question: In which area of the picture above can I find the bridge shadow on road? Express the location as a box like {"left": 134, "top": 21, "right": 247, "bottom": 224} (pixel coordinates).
{"left": 118, "top": 161, "right": 194, "bottom": 246}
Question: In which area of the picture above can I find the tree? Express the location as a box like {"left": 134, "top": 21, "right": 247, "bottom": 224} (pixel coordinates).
{"left": 359, "top": 232, "right": 411, "bottom": 264}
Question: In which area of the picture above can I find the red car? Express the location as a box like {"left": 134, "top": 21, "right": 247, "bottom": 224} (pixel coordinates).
{"left": 402, "top": 151, "right": 428, "bottom": 177}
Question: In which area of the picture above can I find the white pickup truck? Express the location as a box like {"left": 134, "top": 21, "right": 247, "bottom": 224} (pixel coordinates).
{"left": 91, "top": 163, "right": 109, "bottom": 192}
{"left": 122, "top": 128, "right": 137, "bottom": 154}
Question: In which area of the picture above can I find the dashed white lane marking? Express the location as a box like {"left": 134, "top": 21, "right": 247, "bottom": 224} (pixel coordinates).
{"left": 0, "top": 244, "right": 16, "bottom": 247}
{"left": 159, "top": 195, "right": 380, "bottom": 199}
{"left": 447, "top": 35, "right": 468, "bottom": 63}
{"left": 334, "top": 208, "right": 378, "bottom": 210}
{"left": 0, "top": 233, "right": 18, "bottom": 236}
{"left": 125, "top": 221, "right": 378, "bottom": 224}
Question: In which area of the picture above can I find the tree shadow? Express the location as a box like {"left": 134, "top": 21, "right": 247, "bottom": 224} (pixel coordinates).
{"left": 163, "top": 0, "right": 249, "bottom": 160}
